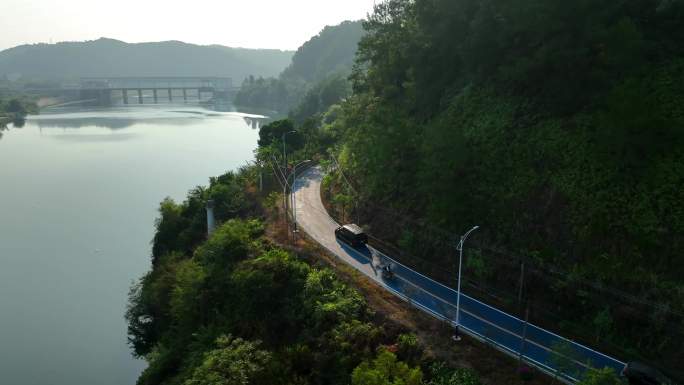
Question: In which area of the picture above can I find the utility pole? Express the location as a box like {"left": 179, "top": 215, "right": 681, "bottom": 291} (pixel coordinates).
{"left": 453, "top": 225, "right": 479, "bottom": 341}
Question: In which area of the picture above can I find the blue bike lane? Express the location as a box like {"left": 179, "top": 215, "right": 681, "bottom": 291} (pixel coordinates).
{"left": 363, "top": 245, "right": 626, "bottom": 382}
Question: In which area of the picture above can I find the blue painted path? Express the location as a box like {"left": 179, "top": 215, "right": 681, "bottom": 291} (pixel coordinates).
{"left": 344, "top": 242, "right": 626, "bottom": 382}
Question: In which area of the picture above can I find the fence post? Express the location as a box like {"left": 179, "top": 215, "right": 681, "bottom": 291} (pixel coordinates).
{"left": 518, "top": 260, "right": 525, "bottom": 305}
{"left": 519, "top": 305, "right": 530, "bottom": 365}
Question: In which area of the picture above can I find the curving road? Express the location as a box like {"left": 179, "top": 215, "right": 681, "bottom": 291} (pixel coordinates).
{"left": 292, "top": 166, "right": 626, "bottom": 383}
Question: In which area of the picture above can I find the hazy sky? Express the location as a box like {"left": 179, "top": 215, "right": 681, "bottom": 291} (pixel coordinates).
{"left": 0, "top": 0, "right": 376, "bottom": 51}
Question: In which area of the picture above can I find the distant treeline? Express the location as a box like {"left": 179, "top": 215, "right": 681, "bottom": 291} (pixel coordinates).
{"left": 0, "top": 38, "right": 293, "bottom": 85}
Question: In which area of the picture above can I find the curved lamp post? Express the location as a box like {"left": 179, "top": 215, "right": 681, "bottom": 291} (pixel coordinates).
{"left": 281, "top": 130, "right": 297, "bottom": 171}
{"left": 281, "top": 130, "right": 297, "bottom": 229}
{"left": 454, "top": 225, "right": 479, "bottom": 341}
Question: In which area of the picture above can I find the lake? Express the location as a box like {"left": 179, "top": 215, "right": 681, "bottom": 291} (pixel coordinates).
{"left": 0, "top": 105, "right": 263, "bottom": 385}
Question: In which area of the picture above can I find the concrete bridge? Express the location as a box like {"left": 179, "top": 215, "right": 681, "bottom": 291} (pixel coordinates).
{"left": 79, "top": 76, "right": 237, "bottom": 105}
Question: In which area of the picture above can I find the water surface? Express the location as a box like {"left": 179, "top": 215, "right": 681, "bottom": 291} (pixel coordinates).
{"left": 0, "top": 105, "right": 262, "bottom": 385}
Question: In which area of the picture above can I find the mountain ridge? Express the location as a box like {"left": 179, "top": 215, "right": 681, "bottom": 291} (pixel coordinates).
{"left": 0, "top": 37, "right": 294, "bottom": 83}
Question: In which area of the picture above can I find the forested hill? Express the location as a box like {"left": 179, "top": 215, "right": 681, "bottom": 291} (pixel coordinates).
{"left": 0, "top": 38, "right": 293, "bottom": 83}
{"left": 280, "top": 20, "right": 364, "bottom": 85}
{"left": 235, "top": 20, "right": 364, "bottom": 118}
{"left": 260, "top": 0, "right": 684, "bottom": 379}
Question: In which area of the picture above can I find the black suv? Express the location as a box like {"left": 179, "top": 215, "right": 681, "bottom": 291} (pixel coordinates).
{"left": 334, "top": 224, "right": 368, "bottom": 247}
{"left": 623, "top": 362, "right": 675, "bottom": 385}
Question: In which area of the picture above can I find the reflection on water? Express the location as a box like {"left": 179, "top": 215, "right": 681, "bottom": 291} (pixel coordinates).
{"left": 32, "top": 117, "right": 198, "bottom": 130}
{"left": 243, "top": 116, "right": 264, "bottom": 129}
{"left": 49, "top": 132, "right": 141, "bottom": 142}
{"left": 0, "top": 105, "right": 261, "bottom": 385}
{"left": 0, "top": 118, "right": 25, "bottom": 140}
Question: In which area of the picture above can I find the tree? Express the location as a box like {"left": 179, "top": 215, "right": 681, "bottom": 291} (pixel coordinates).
{"left": 351, "top": 349, "right": 423, "bottom": 385}
{"left": 257, "top": 119, "right": 304, "bottom": 153}
{"left": 6, "top": 99, "right": 26, "bottom": 115}
{"left": 396, "top": 333, "right": 422, "bottom": 364}
{"left": 332, "top": 193, "right": 354, "bottom": 222}
{"left": 184, "top": 335, "right": 272, "bottom": 385}
{"left": 592, "top": 307, "right": 613, "bottom": 344}
{"left": 550, "top": 341, "right": 581, "bottom": 384}
{"left": 577, "top": 368, "right": 624, "bottom": 385}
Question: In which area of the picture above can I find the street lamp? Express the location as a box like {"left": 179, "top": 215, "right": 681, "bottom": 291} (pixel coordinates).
{"left": 281, "top": 130, "right": 297, "bottom": 171}
{"left": 281, "top": 130, "right": 297, "bottom": 229}
{"left": 454, "top": 225, "right": 479, "bottom": 341}
{"left": 289, "top": 159, "right": 311, "bottom": 236}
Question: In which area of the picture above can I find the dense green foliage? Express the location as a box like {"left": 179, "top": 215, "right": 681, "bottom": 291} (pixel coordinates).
{"left": 351, "top": 349, "right": 423, "bottom": 385}
{"left": 129, "top": 215, "right": 384, "bottom": 384}
{"left": 235, "top": 21, "right": 363, "bottom": 118}
{"left": 150, "top": 170, "right": 258, "bottom": 264}
{"left": 183, "top": 335, "right": 272, "bottom": 385}
{"left": 0, "top": 38, "right": 292, "bottom": 83}
{"left": 128, "top": 163, "right": 493, "bottom": 385}
{"left": 577, "top": 368, "right": 624, "bottom": 385}
{"left": 268, "top": 0, "right": 684, "bottom": 378}
{"left": 128, "top": 166, "right": 439, "bottom": 385}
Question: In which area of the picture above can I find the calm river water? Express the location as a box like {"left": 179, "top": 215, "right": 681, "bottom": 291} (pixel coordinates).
{"left": 0, "top": 105, "right": 262, "bottom": 385}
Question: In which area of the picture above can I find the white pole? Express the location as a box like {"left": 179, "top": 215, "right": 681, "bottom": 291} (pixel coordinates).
{"left": 455, "top": 225, "right": 479, "bottom": 340}
{"left": 281, "top": 130, "right": 296, "bottom": 230}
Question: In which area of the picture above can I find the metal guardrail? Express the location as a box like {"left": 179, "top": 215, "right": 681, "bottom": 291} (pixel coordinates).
{"left": 324, "top": 234, "right": 627, "bottom": 383}
{"left": 362, "top": 243, "right": 627, "bottom": 383}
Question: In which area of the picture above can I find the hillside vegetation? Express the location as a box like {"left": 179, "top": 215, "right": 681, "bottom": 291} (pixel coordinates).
{"left": 235, "top": 21, "right": 364, "bottom": 119}
{"left": 0, "top": 38, "right": 293, "bottom": 84}
{"left": 126, "top": 167, "right": 505, "bottom": 385}
{"left": 256, "top": 0, "right": 684, "bottom": 379}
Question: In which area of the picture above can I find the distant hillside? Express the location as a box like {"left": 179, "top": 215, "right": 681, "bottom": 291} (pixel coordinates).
{"left": 280, "top": 20, "right": 364, "bottom": 84}
{"left": 0, "top": 38, "right": 293, "bottom": 84}
{"left": 235, "top": 20, "right": 364, "bottom": 116}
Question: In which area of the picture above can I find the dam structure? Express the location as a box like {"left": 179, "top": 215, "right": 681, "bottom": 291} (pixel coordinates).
{"left": 79, "top": 76, "right": 236, "bottom": 105}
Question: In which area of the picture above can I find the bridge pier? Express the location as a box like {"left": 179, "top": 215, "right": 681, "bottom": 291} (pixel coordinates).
{"left": 153, "top": 89, "right": 158, "bottom": 104}
{"left": 168, "top": 89, "right": 173, "bottom": 102}
{"left": 182, "top": 88, "right": 187, "bottom": 103}
{"left": 100, "top": 89, "right": 112, "bottom": 105}
{"left": 123, "top": 90, "right": 129, "bottom": 104}
{"left": 138, "top": 89, "right": 143, "bottom": 104}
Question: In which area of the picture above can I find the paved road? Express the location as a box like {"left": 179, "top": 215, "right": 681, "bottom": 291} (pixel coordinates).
{"left": 293, "top": 166, "right": 626, "bottom": 383}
